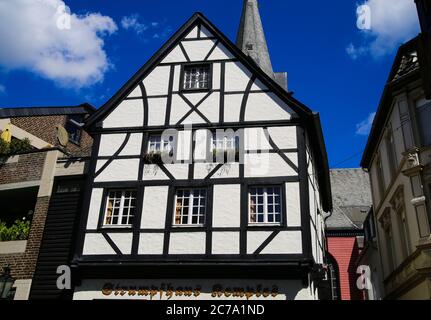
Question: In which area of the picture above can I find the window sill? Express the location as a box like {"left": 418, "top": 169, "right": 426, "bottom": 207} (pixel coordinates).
{"left": 172, "top": 225, "right": 205, "bottom": 229}
{"left": 180, "top": 88, "right": 211, "bottom": 94}
{"left": 248, "top": 223, "right": 283, "bottom": 228}
{"left": 100, "top": 225, "right": 132, "bottom": 231}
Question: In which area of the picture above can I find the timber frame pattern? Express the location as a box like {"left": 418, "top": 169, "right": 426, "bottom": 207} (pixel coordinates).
{"left": 71, "top": 13, "right": 332, "bottom": 280}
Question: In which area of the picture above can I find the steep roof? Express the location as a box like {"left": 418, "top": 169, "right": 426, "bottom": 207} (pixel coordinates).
{"left": 0, "top": 103, "right": 95, "bottom": 119}
{"left": 326, "top": 169, "right": 372, "bottom": 230}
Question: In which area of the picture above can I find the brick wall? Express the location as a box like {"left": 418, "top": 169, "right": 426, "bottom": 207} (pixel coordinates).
{"left": 0, "top": 152, "right": 46, "bottom": 184}
{"left": 10, "top": 115, "right": 93, "bottom": 156}
{"left": 0, "top": 197, "right": 50, "bottom": 279}
{"left": 327, "top": 236, "right": 364, "bottom": 300}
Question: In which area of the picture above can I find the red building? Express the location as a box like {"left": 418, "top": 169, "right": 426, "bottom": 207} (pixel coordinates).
{"left": 325, "top": 169, "right": 372, "bottom": 300}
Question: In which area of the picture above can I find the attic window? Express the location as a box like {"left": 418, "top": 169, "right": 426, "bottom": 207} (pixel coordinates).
{"left": 66, "top": 114, "right": 84, "bottom": 145}
{"left": 246, "top": 43, "right": 254, "bottom": 51}
{"left": 182, "top": 64, "right": 211, "bottom": 91}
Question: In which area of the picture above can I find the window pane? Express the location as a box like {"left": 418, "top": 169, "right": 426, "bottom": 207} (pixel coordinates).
{"left": 183, "top": 65, "right": 210, "bottom": 90}
{"left": 249, "top": 186, "right": 282, "bottom": 225}
{"left": 173, "top": 189, "right": 207, "bottom": 226}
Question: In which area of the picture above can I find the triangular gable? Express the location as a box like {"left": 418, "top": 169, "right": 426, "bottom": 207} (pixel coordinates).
{"left": 85, "top": 13, "right": 314, "bottom": 128}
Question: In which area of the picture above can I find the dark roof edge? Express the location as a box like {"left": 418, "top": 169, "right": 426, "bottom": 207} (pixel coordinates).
{"left": 361, "top": 37, "right": 421, "bottom": 169}
{"left": 310, "top": 113, "right": 333, "bottom": 212}
{"left": 0, "top": 103, "right": 96, "bottom": 119}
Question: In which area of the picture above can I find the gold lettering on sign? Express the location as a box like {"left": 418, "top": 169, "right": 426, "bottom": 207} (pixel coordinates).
{"left": 101, "top": 283, "right": 279, "bottom": 299}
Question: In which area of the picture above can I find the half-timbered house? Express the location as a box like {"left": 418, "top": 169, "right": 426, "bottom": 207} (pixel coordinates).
{"left": 71, "top": 0, "right": 332, "bottom": 300}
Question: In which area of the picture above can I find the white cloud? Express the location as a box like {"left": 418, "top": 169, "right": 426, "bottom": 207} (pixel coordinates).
{"left": 0, "top": 0, "right": 117, "bottom": 88}
{"left": 121, "top": 14, "right": 171, "bottom": 41}
{"left": 356, "top": 112, "right": 376, "bottom": 135}
{"left": 0, "top": 84, "right": 5, "bottom": 95}
{"left": 121, "top": 14, "right": 148, "bottom": 34}
{"left": 347, "top": 0, "right": 420, "bottom": 59}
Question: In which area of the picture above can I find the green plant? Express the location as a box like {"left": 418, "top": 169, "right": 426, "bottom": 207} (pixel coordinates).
{"left": 0, "top": 138, "right": 32, "bottom": 157}
{"left": 0, "top": 219, "right": 31, "bottom": 242}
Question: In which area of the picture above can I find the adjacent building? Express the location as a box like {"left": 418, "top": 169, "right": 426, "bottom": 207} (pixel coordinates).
{"left": 360, "top": 0, "right": 431, "bottom": 300}
{"left": 70, "top": 1, "right": 332, "bottom": 300}
{"left": 0, "top": 105, "right": 94, "bottom": 300}
{"left": 325, "top": 169, "right": 373, "bottom": 300}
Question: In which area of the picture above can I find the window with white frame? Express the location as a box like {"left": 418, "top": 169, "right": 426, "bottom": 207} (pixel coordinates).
{"left": 103, "top": 190, "right": 137, "bottom": 227}
{"left": 174, "top": 189, "right": 207, "bottom": 226}
{"left": 249, "top": 186, "right": 282, "bottom": 225}
{"left": 183, "top": 65, "right": 210, "bottom": 90}
{"left": 148, "top": 135, "right": 174, "bottom": 154}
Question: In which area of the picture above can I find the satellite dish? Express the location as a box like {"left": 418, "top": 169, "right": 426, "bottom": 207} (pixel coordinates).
{"left": 57, "top": 125, "right": 69, "bottom": 147}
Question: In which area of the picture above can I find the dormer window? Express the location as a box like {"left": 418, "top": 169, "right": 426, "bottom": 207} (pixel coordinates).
{"left": 182, "top": 64, "right": 211, "bottom": 91}
{"left": 66, "top": 114, "right": 84, "bottom": 145}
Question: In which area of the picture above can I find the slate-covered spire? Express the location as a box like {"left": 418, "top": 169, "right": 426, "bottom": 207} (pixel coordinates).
{"left": 236, "top": 0, "right": 274, "bottom": 78}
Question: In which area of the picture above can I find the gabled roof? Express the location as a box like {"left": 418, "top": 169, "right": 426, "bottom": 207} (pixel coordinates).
{"left": 0, "top": 103, "right": 95, "bottom": 119}
{"left": 85, "top": 12, "right": 314, "bottom": 128}
{"left": 326, "top": 169, "right": 372, "bottom": 230}
{"left": 361, "top": 37, "right": 422, "bottom": 168}
{"left": 85, "top": 12, "right": 332, "bottom": 212}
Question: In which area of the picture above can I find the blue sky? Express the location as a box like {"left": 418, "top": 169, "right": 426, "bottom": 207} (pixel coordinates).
{"left": 0, "top": 0, "right": 421, "bottom": 168}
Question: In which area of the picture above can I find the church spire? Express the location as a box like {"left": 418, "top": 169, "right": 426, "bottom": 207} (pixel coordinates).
{"left": 236, "top": 0, "right": 274, "bottom": 78}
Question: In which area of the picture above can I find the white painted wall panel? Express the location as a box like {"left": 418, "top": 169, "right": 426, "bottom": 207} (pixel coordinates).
{"left": 176, "top": 130, "right": 192, "bottom": 161}
{"left": 127, "top": 85, "right": 142, "bottom": 98}
{"left": 185, "top": 26, "right": 198, "bottom": 39}
{"left": 212, "top": 232, "right": 240, "bottom": 254}
{"left": 286, "top": 182, "right": 301, "bottom": 227}
{"left": 260, "top": 231, "right": 302, "bottom": 255}
{"left": 108, "top": 233, "right": 133, "bottom": 255}
{"left": 197, "top": 92, "right": 220, "bottom": 123}
{"left": 141, "top": 186, "right": 169, "bottom": 229}
{"left": 103, "top": 100, "right": 144, "bottom": 128}
{"left": 165, "top": 164, "right": 190, "bottom": 180}
{"left": 83, "top": 234, "right": 116, "bottom": 255}
{"left": 244, "top": 153, "right": 296, "bottom": 177}
{"left": 224, "top": 94, "right": 243, "bottom": 123}
{"left": 268, "top": 126, "right": 297, "bottom": 149}
{"left": 95, "top": 159, "right": 139, "bottom": 182}
{"left": 212, "top": 63, "right": 221, "bottom": 90}
{"left": 245, "top": 93, "right": 294, "bottom": 122}
{"left": 207, "top": 43, "right": 235, "bottom": 61}
{"left": 225, "top": 62, "right": 252, "bottom": 92}
{"left": 169, "top": 232, "right": 206, "bottom": 254}
{"left": 86, "top": 189, "right": 103, "bottom": 230}
{"left": 194, "top": 130, "right": 209, "bottom": 161}
{"left": 169, "top": 94, "right": 194, "bottom": 125}
{"left": 173, "top": 65, "right": 181, "bottom": 92}
{"left": 244, "top": 128, "right": 271, "bottom": 151}
{"left": 143, "top": 165, "right": 170, "bottom": 181}
{"left": 138, "top": 233, "right": 164, "bottom": 255}
{"left": 194, "top": 163, "right": 240, "bottom": 180}
{"left": 143, "top": 66, "right": 171, "bottom": 96}
{"left": 99, "top": 133, "right": 142, "bottom": 157}
{"left": 247, "top": 231, "right": 272, "bottom": 254}
{"left": 161, "top": 45, "right": 187, "bottom": 63}
{"left": 182, "top": 40, "right": 216, "bottom": 61}
{"left": 148, "top": 97, "right": 167, "bottom": 126}
{"left": 212, "top": 185, "right": 241, "bottom": 228}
